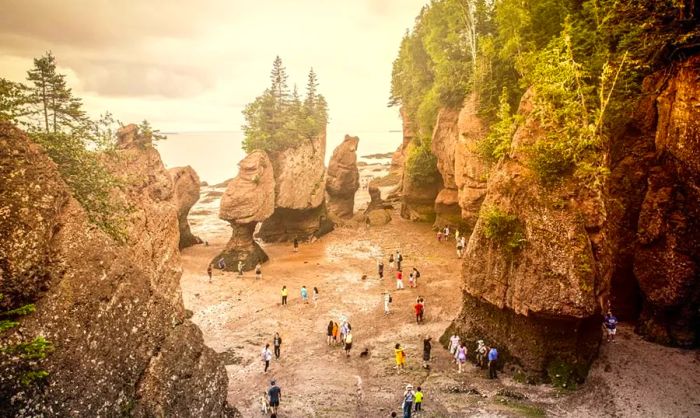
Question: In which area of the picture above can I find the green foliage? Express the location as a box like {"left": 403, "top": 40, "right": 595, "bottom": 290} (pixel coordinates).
{"left": 546, "top": 358, "right": 588, "bottom": 390}
{"left": 405, "top": 144, "right": 440, "bottom": 187}
{"left": 477, "top": 87, "right": 518, "bottom": 162}
{"left": 481, "top": 206, "right": 525, "bottom": 253}
{"left": 242, "top": 57, "right": 328, "bottom": 153}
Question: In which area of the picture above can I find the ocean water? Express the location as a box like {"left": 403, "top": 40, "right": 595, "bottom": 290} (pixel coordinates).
{"left": 157, "top": 130, "right": 401, "bottom": 184}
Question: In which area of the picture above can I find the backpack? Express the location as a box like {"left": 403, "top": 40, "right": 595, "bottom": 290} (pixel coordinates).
{"left": 389, "top": 295, "right": 393, "bottom": 303}
{"left": 415, "top": 270, "right": 421, "bottom": 278}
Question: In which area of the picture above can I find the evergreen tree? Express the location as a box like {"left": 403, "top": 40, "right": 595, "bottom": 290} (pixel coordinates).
{"left": 0, "top": 78, "right": 27, "bottom": 123}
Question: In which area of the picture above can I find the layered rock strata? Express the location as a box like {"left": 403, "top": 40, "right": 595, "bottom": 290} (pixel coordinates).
{"left": 214, "top": 150, "right": 274, "bottom": 271}
{"left": 0, "top": 123, "right": 234, "bottom": 416}
{"left": 430, "top": 108, "right": 463, "bottom": 228}
{"left": 169, "top": 165, "right": 203, "bottom": 249}
{"left": 326, "top": 135, "right": 360, "bottom": 219}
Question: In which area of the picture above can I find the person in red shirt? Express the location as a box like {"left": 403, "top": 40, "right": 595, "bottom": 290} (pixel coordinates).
{"left": 396, "top": 269, "right": 404, "bottom": 290}
{"left": 414, "top": 298, "right": 424, "bottom": 324}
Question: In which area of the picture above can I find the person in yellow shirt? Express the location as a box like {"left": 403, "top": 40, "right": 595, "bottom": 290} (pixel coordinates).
{"left": 281, "top": 285, "right": 288, "bottom": 306}
{"left": 394, "top": 343, "right": 406, "bottom": 373}
{"left": 413, "top": 386, "right": 424, "bottom": 412}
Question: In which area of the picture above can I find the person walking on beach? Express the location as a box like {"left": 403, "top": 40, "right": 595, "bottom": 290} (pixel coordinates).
{"left": 604, "top": 310, "right": 618, "bottom": 342}
{"left": 396, "top": 269, "right": 404, "bottom": 290}
{"left": 273, "top": 332, "right": 282, "bottom": 360}
{"left": 378, "top": 260, "right": 385, "bottom": 279}
{"left": 396, "top": 250, "right": 403, "bottom": 271}
{"left": 255, "top": 263, "right": 262, "bottom": 279}
{"left": 395, "top": 343, "right": 406, "bottom": 372}
{"left": 207, "top": 263, "right": 212, "bottom": 282}
{"left": 444, "top": 226, "right": 450, "bottom": 240}
{"left": 456, "top": 237, "right": 464, "bottom": 258}
{"left": 414, "top": 386, "right": 424, "bottom": 413}
{"left": 456, "top": 342, "right": 468, "bottom": 373}
{"left": 488, "top": 346, "right": 499, "bottom": 379}
{"left": 384, "top": 290, "right": 392, "bottom": 315}
{"left": 408, "top": 271, "right": 415, "bottom": 288}
{"left": 389, "top": 253, "right": 395, "bottom": 270}
{"left": 402, "top": 384, "right": 415, "bottom": 418}
{"left": 344, "top": 330, "right": 353, "bottom": 357}
{"left": 475, "top": 340, "right": 487, "bottom": 368}
{"left": 327, "top": 321, "right": 334, "bottom": 345}
{"left": 332, "top": 321, "right": 340, "bottom": 345}
{"left": 301, "top": 286, "right": 308, "bottom": 304}
{"left": 217, "top": 257, "right": 226, "bottom": 270}
{"left": 437, "top": 229, "right": 443, "bottom": 242}
{"left": 414, "top": 298, "right": 424, "bottom": 324}
{"left": 281, "top": 286, "right": 288, "bottom": 306}
{"left": 448, "top": 334, "right": 460, "bottom": 358}
{"left": 412, "top": 267, "right": 420, "bottom": 287}
{"left": 422, "top": 336, "right": 432, "bottom": 369}
{"left": 237, "top": 260, "right": 243, "bottom": 276}
{"left": 268, "top": 380, "right": 281, "bottom": 417}
{"left": 261, "top": 343, "right": 273, "bottom": 373}
{"left": 312, "top": 286, "right": 319, "bottom": 306}
{"left": 293, "top": 237, "right": 299, "bottom": 252}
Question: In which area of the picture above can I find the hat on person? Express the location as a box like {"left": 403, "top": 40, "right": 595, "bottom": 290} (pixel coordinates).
{"left": 406, "top": 384, "right": 413, "bottom": 390}
{"left": 270, "top": 380, "right": 276, "bottom": 385}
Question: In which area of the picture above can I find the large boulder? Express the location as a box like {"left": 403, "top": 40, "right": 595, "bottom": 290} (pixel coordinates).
{"left": 455, "top": 94, "right": 489, "bottom": 231}
{"left": 169, "top": 166, "right": 203, "bottom": 249}
{"left": 0, "top": 123, "right": 234, "bottom": 416}
{"left": 326, "top": 135, "right": 360, "bottom": 219}
{"left": 258, "top": 129, "right": 333, "bottom": 241}
{"left": 446, "top": 90, "right": 603, "bottom": 383}
{"left": 214, "top": 150, "right": 274, "bottom": 271}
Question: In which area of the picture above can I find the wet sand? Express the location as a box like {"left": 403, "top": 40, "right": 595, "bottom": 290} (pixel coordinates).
{"left": 181, "top": 188, "right": 700, "bottom": 417}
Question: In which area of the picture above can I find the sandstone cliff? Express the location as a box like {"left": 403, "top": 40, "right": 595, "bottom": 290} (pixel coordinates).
{"left": 215, "top": 150, "right": 274, "bottom": 271}
{"left": 0, "top": 123, "right": 234, "bottom": 416}
{"left": 390, "top": 107, "right": 413, "bottom": 176}
{"left": 326, "top": 135, "right": 360, "bottom": 219}
{"left": 258, "top": 129, "right": 333, "bottom": 241}
{"left": 430, "top": 108, "right": 462, "bottom": 228}
{"left": 169, "top": 165, "right": 203, "bottom": 249}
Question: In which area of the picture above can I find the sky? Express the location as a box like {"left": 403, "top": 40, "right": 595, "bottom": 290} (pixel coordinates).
{"left": 0, "top": 0, "right": 427, "bottom": 136}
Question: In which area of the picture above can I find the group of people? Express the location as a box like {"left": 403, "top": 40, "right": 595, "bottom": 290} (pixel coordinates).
{"left": 279, "top": 285, "right": 318, "bottom": 307}
{"left": 448, "top": 334, "right": 499, "bottom": 378}
{"left": 326, "top": 320, "right": 353, "bottom": 356}
{"left": 260, "top": 332, "right": 283, "bottom": 373}
{"left": 206, "top": 260, "right": 263, "bottom": 280}
{"left": 436, "top": 225, "right": 467, "bottom": 258}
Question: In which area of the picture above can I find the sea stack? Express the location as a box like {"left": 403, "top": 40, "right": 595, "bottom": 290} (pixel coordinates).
{"left": 326, "top": 135, "right": 360, "bottom": 219}
{"left": 214, "top": 150, "right": 275, "bottom": 271}
{"left": 169, "top": 165, "right": 203, "bottom": 249}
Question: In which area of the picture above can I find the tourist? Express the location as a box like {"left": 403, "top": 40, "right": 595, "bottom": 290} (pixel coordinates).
{"left": 389, "top": 253, "right": 395, "bottom": 270}
{"left": 301, "top": 286, "right": 308, "bottom": 304}
{"left": 422, "top": 336, "right": 431, "bottom": 369}
{"left": 475, "top": 340, "right": 487, "bottom": 368}
{"left": 332, "top": 321, "right": 340, "bottom": 345}
{"left": 455, "top": 229, "right": 460, "bottom": 242}
{"left": 312, "top": 286, "right": 319, "bottom": 306}
{"left": 604, "top": 310, "right": 618, "bottom": 342}
{"left": 408, "top": 271, "right": 415, "bottom": 288}
{"left": 384, "top": 290, "right": 392, "bottom": 315}
{"left": 268, "top": 380, "right": 281, "bottom": 416}
{"left": 293, "top": 237, "right": 299, "bottom": 252}
{"left": 281, "top": 285, "right": 288, "bottom": 306}
{"left": 395, "top": 343, "right": 406, "bottom": 372}
{"left": 414, "top": 298, "right": 423, "bottom": 324}
{"left": 396, "top": 250, "right": 403, "bottom": 271}
{"left": 396, "top": 269, "right": 404, "bottom": 290}
{"left": 207, "top": 263, "right": 212, "bottom": 282}
{"left": 444, "top": 226, "right": 450, "bottom": 240}
{"left": 456, "top": 342, "right": 468, "bottom": 373}
{"left": 436, "top": 229, "right": 443, "bottom": 242}
{"left": 448, "top": 334, "right": 460, "bottom": 357}
{"left": 413, "top": 386, "right": 424, "bottom": 413}
{"left": 344, "top": 330, "right": 353, "bottom": 357}
{"left": 255, "top": 263, "right": 262, "bottom": 279}
{"left": 456, "top": 238, "right": 464, "bottom": 258}
{"left": 412, "top": 267, "right": 420, "bottom": 287}
{"left": 418, "top": 297, "right": 425, "bottom": 323}
{"left": 273, "top": 332, "right": 282, "bottom": 360}
{"left": 217, "top": 257, "right": 226, "bottom": 270}
{"left": 391, "top": 413, "right": 397, "bottom": 418}
{"left": 341, "top": 322, "right": 350, "bottom": 343}
{"left": 261, "top": 343, "right": 272, "bottom": 373}
{"left": 488, "top": 346, "right": 499, "bottom": 379}
{"left": 402, "top": 384, "right": 415, "bottom": 418}
{"left": 378, "top": 260, "right": 385, "bottom": 279}
{"left": 237, "top": 260, "right": 243, "bottom": 276}
{"left": 327, "top": 320, "right": 334, "bottom": 345}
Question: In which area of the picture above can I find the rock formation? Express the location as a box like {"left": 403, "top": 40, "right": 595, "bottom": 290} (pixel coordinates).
{"left": 257, "top": 129, "right": 333, "bottom": 241}
{"left": 390, "top": 107, "right": 413, "bottom": 175}
{"left": 169, "top": 166, "right": 203, "bottom": 249}
{"left": 430, "top": 108, "right": 462, "bottom": 228}
{"left": 0, "top": 123, "right": 234, "bottom": 416}
{"left": 326, "top": 135, "right": 360, "bottom": 219}
{"left": 446, "top": 90, "right": 603, "bottom": 384}
{"left": 214, "top": 150, "right": 274, "bottom": 271}
{"left": 608, "top": 55, "right": 700, "bottom": 347}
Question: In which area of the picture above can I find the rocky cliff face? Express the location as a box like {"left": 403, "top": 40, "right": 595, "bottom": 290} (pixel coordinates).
{"left": 326, "top": 135, "right": 360, "bottom": 219}
{"left": 608, "top": 55, "right": 700, "bottom": 347}
{"left": 0, "top": 123, "right": 234, "bottom": 416}
{"left": 215, "top": 150, "right": 274, "bottom": 271}
{"left": 169, "top": 166, "right": 203, "bottom": 249}
{"left": 390, "top": 107, "right": 413, "bottom": 176}
{"left": 446, "top": 90, "right": 604, "bottom": 383}
{"left": 258, "top": 129, "right": 333, "bottom": 241}
{"left": 430, "top": 108, "right": 462, "bottom": 228}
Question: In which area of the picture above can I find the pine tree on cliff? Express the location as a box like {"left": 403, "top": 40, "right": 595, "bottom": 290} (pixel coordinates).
{"left": 25, "top": 51, "right": 86, "bottom": 133}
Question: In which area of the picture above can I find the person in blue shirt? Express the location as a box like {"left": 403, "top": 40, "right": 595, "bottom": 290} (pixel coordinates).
{"left": 267, "top": 380, "right": 281, "bottom": 417}
{"left": 488, "top": 347, "right": 499, "bottom": 379}
{"left": 301, "top": 286, "right": 308, "bottom": 304}
{"left": 604, "top": 310, "right": 618, "bottom": 342}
